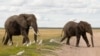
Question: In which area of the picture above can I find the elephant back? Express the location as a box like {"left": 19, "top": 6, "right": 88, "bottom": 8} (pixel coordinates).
{"left": 63, "top": 21, "right": 78, "bottom": 36}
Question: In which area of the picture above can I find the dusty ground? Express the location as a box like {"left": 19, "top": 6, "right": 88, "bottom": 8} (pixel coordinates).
{"left": 54, "top": 30, "right": 100, "bottom": 56}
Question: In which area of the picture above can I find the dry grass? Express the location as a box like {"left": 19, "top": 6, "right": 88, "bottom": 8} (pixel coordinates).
{"left": 0, "top": 28, "right": 99, "bottom": 56}
{"left": 0, "top": 28, "right": 62, "bottom": 45}
{"left": 0, "top": 28, "right": 62, "bottom": 56}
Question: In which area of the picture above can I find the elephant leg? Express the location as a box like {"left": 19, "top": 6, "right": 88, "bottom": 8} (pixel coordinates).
{"left": 4, "top": 34, "right": 10, "bottom": 45}
{"left": 21, "top": 30, "right": 29, "bottom": 44}
{"left": 34, "top": 34, "right": 37, "bottom": 43}
{"left": 60, "top": 35, "right": 67, "bottom": 42}
{"left": 22, "top": 35, "right": 29, "bottom": 44}
{"left": 9, "top": 35, "right": 13, "bottom": 45}
{"left": 22, "top": 27, "right": 29, "bottom": 44}
{"left": 22, "top": 37, "right": 26, "bottom": 44}
{"left": 66, "top": 36, "right": 70, "bottom": 45}
{"left": 24, "top": 35, "right": 29, "bottom": 44}
{"left": 82, "top": 33, "right": 90, "bottom": 47}
{"left": 76, "top": 35, "right": 81, "bottom": 47}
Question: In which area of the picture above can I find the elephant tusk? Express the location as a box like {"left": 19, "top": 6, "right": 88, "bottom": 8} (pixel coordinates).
{"left": 34, "top": 32, "right": 40, "bottom": 36}
{"left": 34, "top": 31, "right": 37, "bottom": 35}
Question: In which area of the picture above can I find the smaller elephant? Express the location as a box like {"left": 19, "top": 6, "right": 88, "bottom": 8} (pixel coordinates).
{"left": 61, "top": 21, "right": 94, "bottom": 47}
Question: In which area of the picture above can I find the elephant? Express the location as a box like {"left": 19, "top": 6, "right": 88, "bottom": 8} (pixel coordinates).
{"left": 2, "top": 13, "right": 39, "bottom": 45}
{"left": 60, "top": 21, "right": 94, "bottom": 47}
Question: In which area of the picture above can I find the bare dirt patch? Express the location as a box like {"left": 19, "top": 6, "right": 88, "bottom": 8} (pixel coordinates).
{"left": 54, "top": 29, "right": 100, "bottom": 56}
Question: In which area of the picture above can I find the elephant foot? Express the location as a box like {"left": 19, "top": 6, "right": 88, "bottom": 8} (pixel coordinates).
{"left": 8, "top": 43, "right": 13, "bottom": 46}
{"left": 4, "top": 44, "right": 7, "bottom": 45}
{"left": 87, "top": 44, "right": 91, "bottom": 47}
{"left": 66, "top": 43, "right": 70, "bottom": 45}
{"left": 76, "top": 45, "right": 79, "bottom": 47}
{"left": 4, "top": 42, "right": 8, "bottom": 45}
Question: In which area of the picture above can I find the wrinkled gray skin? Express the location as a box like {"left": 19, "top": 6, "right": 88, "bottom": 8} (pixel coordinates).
{"left": 61, "top": 21, "right": 94, "bottom": 47}
{"left": 2, "top": 14, "right": 38, "bottom": 45}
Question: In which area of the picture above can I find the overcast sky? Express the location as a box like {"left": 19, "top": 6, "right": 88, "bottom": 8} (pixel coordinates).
{"left": 0, "top": 0, "right": 100, "bottom": 28}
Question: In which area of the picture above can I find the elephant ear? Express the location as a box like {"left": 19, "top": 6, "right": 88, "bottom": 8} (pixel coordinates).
{"left": 78, "top": 21, "right": 85, "bottom": 32}
{"left": 26, "top": 14, "right": 37, "bottom": 25}
{"left": 15, "top": 14, "right": 28, "bottom": 28}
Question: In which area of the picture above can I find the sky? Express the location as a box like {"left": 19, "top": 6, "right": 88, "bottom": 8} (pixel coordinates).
{"left": 0, "top": 0, "right": 100, "bottom": 28}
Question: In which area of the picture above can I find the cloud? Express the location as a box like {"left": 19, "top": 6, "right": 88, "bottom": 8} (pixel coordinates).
{"left": 0, "top": 0, "right": 24, "bottom": 6}
{"left": 0, "top": 0, "right": 98, "bottom": 14}
{"left": 0, "top": 0, "right": 100, "bottom": 27}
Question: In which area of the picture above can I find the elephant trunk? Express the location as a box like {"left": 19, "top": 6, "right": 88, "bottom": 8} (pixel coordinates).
{"left": 32, "top": 21, "right": 39, "bottom": 42}
{"left": 33, "top": 24, "right": 38, "bottom": 35}
{"left": 90, "top": 30, "right": 94, "bottom": 47}
{"left": 91, "top": 35, "right": 94, "bottom": 47}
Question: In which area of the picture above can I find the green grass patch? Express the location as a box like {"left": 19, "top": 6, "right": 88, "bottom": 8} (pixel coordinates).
{"left": 0, "top": 29, "right": 62, "bottom": 56}
{"left": 0, "top": 38, "right": 61, "bottom": 56}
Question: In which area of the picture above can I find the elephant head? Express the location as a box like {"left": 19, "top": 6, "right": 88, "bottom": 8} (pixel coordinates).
{"left": 19, "top": 14, "right": 38, "bottom": 34}
{"left": 78, "top": 21, "right": 94, "bottom": 47}
{"left": 18, "top": 14, "right": 39, "bottom": 42}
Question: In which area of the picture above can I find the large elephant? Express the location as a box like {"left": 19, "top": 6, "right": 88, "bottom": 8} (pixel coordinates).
{"left": 60, "top": 21, "right": 94, "bottom": 47}
{"left": 2, "top": 14, "right": 39, "bottom": 45}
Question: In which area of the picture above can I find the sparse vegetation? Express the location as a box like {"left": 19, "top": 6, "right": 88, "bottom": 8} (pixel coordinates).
{"left": 0, "top": 28, "right": 62, "bottom": 56}
{"left": 0, "top": 28, "right": 99, "bottom": 56}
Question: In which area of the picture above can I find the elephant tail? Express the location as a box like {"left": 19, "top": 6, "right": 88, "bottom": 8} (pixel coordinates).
{"left": 2, "top": 31, "right": 6, "bottom": 43}
{"left": 61, "top": 29, "right": 64, "bottom": 37}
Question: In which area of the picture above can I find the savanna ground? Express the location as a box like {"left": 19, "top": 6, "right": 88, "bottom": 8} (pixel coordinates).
{"left": 0, "top": 28, "right": 100, "bottom": 56}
